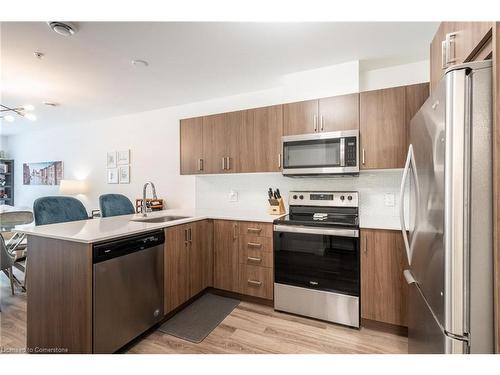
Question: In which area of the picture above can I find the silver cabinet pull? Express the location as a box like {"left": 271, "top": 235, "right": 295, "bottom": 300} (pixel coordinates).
{"left": 278, "top": 153, "right": 281, "bottom": 168}
{"left": 313, "top": 115, "right": 318, "bottom": 132}
{"left": 445, "top": 32, "right": 457, "bottom": 65}
{"left": 233, "top": 223, "right": 238, "bottom": 240}
{"left": 247, "top": 256, "right": 262, "bottom": 263}
{"left": 247, "top": 227, "right": 261, "bottom": 234}
{"left": 198, "top": 158, "right": 203, "bottom": 171}
{"left": 226, "top": 157, "right": 230, "bottom": 170}
{"left": 247, "top": 242, "right": 262, "bottom": 248}
{"left": 184, "top": 228, "right": 188, "bottom": 244}
{"left": 362, "top": 148, "right": 366, "bottom": 165}
{"left": 247, "top": 279, "right": 262, "bottom": 287}
{"left": 188, "top": 227, "right": 192, "bottom": 242}
{"left": 221, "top": 157, "right": 225, "bottom": 170}
{"left": 320, "top": 115, "right": 324, "bottom": 131}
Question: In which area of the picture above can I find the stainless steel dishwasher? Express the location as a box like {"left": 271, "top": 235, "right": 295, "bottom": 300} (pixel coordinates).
{"left": 93, "top": 230, "right": 165, "bottom": 353}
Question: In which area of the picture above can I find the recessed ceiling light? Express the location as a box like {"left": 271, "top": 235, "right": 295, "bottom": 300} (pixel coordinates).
{"left": 3, "top": 115, "right": 14, "bottom": 123}
{"left": 23, "top": 104, "right": 35, "bottom": 111}
{"left": 24, "top": 113, "right": 37, "bottom": 121}
{"left": 131, "top": 59, "right": 149, "bottom": 67}
{"left": 47, "top": 22, "right": 77, "bottom": 37}
{"left": 43, "top": 101, "right": 59, "bottom": 107}
{"left": 34, "top": 51, "right": 44, "bottom": 59}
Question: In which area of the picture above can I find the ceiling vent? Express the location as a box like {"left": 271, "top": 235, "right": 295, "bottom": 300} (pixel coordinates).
{"left": 47, "top": 22, "right": 77, "bottom": 37}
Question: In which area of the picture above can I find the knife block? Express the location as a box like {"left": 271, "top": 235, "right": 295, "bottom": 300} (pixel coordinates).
{"left": 268, "top": 197, "right": 286, "bottom": 215}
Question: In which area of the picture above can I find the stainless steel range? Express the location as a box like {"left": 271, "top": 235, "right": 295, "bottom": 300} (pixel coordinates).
{"left": 273, "top": 191, "right": 360, "bottom": 327}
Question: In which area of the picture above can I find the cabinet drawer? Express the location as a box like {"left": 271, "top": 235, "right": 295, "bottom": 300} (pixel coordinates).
{"left": 239, "top": 235, "right": 272, "bottom": 253}
{"left": 239, "top": 246, "right": 273, "bottom": 268}
{"left": 238, "top": 264, "right": 273, "bottom": 300}
{"left": 239, "top": 222, "right": 273, "bottom": 237}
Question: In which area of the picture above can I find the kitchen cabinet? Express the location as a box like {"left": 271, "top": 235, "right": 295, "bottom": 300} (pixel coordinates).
{"left": 239, "top": 105, "right": 283, "bottom": 172}
{"left": 180, "top": 117, "right": 204, "bottom": 175}
{"left": 202, "top": 111, "right": 244, "bottom": 173}
{"left": 405, "top": 82, "right": 430, "bottom": 141}
{"left": 360, "top": 86, "right": 407, "bottom": 169}
{"left": 283, "top": 94, "right": 359, "bottom": 136}
{"left": 283, "top": 99, "right": 318, "bottom": 136}
{"left": 164, "top": 224, "right": 190, "bottom": 313}
{"left": 361, "top": 229, "right": 408, "bottom": 327}
{"left": 165, "top": 220, "right": 213, "bottom": 313}
{"left": 430, "top": 22, "right": 493, "bottom": 93}
{"left": 318, "top": 93, "right": 359, "bottom": 132}
{"left": 213, "top": 220, "right": 239, "bottom": 292}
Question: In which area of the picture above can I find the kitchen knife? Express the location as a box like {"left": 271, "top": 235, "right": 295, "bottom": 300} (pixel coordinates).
{"left": 268, "top": 188, "right": 273, "bottom": 200}
{"left": 276, "top": 189, "right": 281, "bottom": 198}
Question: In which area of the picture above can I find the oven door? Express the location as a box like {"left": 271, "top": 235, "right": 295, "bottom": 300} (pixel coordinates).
{"left": 282, "top": 130, "right": 359, "bottom": 175}
{"left": 273, "top": 225, "right": 360, "bottom": 297}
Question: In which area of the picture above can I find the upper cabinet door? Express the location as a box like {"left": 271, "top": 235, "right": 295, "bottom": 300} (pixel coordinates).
{"left": 283, "top": 99, "right": 319, "bottom": 136}
{"left": 202, "top": 112, "right": 242, "bottom": 174}
{"left": 319, "top": 93, "right": 359, "bottom": 132}
{"left": 239, "top": 105, "right": 283, "bottom": 172}
{"left": 360, "top": 86, "right": 407, "bottom": 170}
{"left": 180, "top": 117, "right": 204, "bottom": 175}
{"left": 405, "top": 83, "right": 430, "bottom": 137}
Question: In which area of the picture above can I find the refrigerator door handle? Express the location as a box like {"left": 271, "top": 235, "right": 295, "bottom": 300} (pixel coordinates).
{"left": 404, "top": 269, "right": 416, "bottom": 285}
{"left": 399, "top": 144, "right": 413, "bottom": 265}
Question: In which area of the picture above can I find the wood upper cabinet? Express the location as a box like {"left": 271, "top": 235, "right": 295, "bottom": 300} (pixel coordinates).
{"left": 405, "top": 83, "right": 430, "bottom": 139}
{"left": 283, "top": 99, "right": 319, "bottom": 135}
{"left": 180, "top": 117, "right": 204, "bottom": 175}
{"left": 164, "top": 224, "right": 190, "bottom": 313}
{"left": 213, "top": 220, "right": 239, "bottom": 292}
{"left": 361, "top": 229, "right": 408, "bottom": 327}
{"left": 430, "top": 22, "right": 493, "bottom": 93}
{"left": 239, "top": 105, "right": 283, "bottom": 172}
{"left": 360, "top": 86, "right": 407, "bottom": 169}
{"left": 319, "top": 93, "right": 359, "bottom": 132}
{"left": 202, "top": 111, "right": 243, "bottom": 173}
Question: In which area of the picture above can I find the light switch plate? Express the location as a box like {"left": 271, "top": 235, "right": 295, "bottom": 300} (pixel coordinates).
{"left": 229, "top": 190, "right": 238, "bottom": 202}
{"left": 384, "top": 193, "right": 395, "bottom": 207}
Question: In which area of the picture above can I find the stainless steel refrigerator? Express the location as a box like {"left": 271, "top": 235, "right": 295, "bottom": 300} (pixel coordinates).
{"left": 399, "top": 61, "right": 494, "bottom": 354}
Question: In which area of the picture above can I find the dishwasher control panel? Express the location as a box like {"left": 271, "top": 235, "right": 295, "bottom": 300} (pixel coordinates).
{"left": 93, "top": 230, "right": 165, "bottom": 263}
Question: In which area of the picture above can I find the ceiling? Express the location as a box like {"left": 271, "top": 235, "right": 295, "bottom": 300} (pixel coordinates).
{"left": 0, "top": 22, "right": 438, "bottom": 135}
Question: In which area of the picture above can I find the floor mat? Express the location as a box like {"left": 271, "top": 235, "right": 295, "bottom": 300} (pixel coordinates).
{"left": 158, "top": 293, "right": 240, "bottom": 343}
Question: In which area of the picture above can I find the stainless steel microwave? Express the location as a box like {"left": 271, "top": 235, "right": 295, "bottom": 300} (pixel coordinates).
{"left": 281, "top": 130, "right": 359, "bottom": 176}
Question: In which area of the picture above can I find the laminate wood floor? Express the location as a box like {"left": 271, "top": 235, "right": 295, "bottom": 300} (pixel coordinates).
{"left": 0, "top": 272, "right": 408, "bottom": 354}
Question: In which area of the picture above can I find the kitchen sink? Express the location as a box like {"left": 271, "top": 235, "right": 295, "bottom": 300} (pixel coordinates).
{"left": 131, "top": 215, "right": 189, "bottom": 223}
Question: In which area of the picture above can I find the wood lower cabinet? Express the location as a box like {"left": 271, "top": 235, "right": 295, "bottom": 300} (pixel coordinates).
{"left": 213, "top": 220, "right": 239, "bottom": 292}
{"left": 165, "top": 220, "right": 213, "bottom": 313}
{"left": 180, "top": 117, "right": 204, "bottom": 174}
{"left": 361, "top": 229, "right": 408, "bottom": 327}
{"left": 319, "top": 93, "right": 359, "bottom": 132}
{"left": 283, "top": 99, "right": 318, "bottom": 135}
{"left": 360, "top": 86, "right": 407, "bottom": 169}
{"left": 430, "top": 22, "right": 493, "bottom": 93}
{"left": 164, "top": 224, "right": 190, "bottom": 313}
{"left": 239, "top": 105, "right": 283, "bottom": 172}
{"left": 238, "top": 264, "right": 273, "bottom": 299}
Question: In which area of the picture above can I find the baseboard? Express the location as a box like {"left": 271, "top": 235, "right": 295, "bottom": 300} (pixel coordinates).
{"left": 361, "top": 318, "right": 408, "bottom": 337}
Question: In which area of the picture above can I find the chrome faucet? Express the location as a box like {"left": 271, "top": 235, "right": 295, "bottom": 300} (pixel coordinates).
{"left": 142, "top": 181, "right": 158, "bottom": 217}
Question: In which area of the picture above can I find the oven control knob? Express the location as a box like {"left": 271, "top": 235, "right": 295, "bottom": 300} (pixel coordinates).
{"left": 299, "top": 195, "right": 304, "bottom": 200}
{"left": 340, "top": 195, "right": 345, "bottom": 201}
{"left": 292, "top": 195, "right": 298, "bottom": 200}
{"left": 347, "top": 195, "right": 352, "bottom": 201}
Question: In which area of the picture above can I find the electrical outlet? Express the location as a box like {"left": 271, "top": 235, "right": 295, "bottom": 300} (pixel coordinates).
{"left": 384, "top": 193, "right": 395, "bottom": 207}
{"left": 229, "top": 190, "right": 238, "bottom": 202}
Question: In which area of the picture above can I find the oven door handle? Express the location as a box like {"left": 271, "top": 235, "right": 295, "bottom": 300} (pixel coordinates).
{"left": 273, "top": 225, "right": 359, "bottom": 238}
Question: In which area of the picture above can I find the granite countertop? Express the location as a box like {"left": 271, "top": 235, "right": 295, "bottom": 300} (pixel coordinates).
{"left": 15, "top": 208, "right": 285, "bottom": 244}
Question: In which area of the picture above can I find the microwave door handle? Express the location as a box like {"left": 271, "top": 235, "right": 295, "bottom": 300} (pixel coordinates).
{"left": 399, "top": 144, "right": 413, "bottom": 265}
{"left": 340, "top": 138, "right": 345, "bottom": 167}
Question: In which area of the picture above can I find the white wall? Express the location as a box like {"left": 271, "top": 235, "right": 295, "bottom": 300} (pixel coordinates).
{"left": 0, "top": 136, "right": 9, "bottom": 155}
{"left": 8, "top": 61, "right": 360, "bottom": 212}
{"left": 359, "top": 60, "right": 430, "bottom": 91}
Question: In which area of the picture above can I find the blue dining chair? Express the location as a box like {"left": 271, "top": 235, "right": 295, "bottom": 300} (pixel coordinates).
{"left": 33, "top": 196, "right": 89, "bottom": 226}
{"left": 99, "top": 194, "right": 135, "bottom": 218}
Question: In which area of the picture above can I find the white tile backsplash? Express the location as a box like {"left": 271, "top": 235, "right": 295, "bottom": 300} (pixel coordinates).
{"left": 195, "top": 170, "right": 409, "bottom": 230}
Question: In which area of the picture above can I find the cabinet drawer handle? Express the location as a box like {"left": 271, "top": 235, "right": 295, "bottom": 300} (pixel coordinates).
{"left": 198, "top": 158, "right": 203, "bottom": 171}
{"left": 226, "top": 157, "right": 231, "bottom": 170}
{"left": 221, "top": 157, "right": 225, "bottom": 170}
{"left": 278, "top": 153, "right": 281, "bottom": 168}
{"left": 362, "top": 148, "right": 366, "bottom": 165}
{"left": 247, "top": 242, "right": 262, "bottom": 248}
{"left": 247, "top": 279, "right": 262, "bottom": 287}
{"left": 247, "top": 227, "right": 262, "bottom": 234}
{"left": 233, "top": 224, "right": 238, "bottom": 240}
{"left": 247, "top": 256, "right": 262, "bottom": 263}
{"left": 313, "top": 115, "right": 318, "bottom": 132}
{"left": 320, "top": 115, "right": 324, "bottom": 131}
